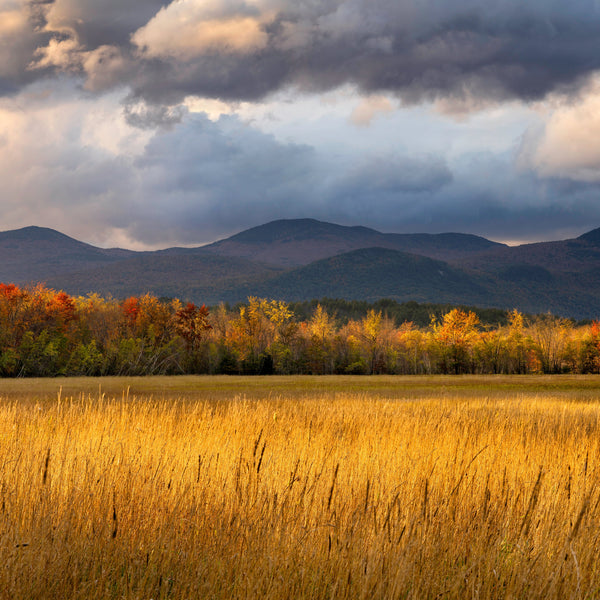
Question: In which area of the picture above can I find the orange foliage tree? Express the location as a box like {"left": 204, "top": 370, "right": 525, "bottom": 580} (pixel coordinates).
{"left": 431, "top": 309, "right": 480, "bottom": 374}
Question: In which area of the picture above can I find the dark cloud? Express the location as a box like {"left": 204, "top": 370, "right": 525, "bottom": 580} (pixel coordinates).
{"left": 0, "top": 2, "right": 50, "bottom": 93}
{"left": 4, "top": 0, "right": 600, "bottom": 107}
{"left": 37, "top": 0, "right": 168, "bottom": 47}
{"left": 332, "top": 156, "right": 453, "bottom": 198}
{"left": 380, "top": 156, "right": 600, "bottom": 242}
{"left": 124, "top": 1, "right": 600, "bottom": 105}
{"left": 128, "top": 112, "right": 323, "bottom": 244}
{"left": 0, "top": 0, "right": 167, "bottom": 95}
{"left": 3, "top": 0, "right": 600, "bottom": 254}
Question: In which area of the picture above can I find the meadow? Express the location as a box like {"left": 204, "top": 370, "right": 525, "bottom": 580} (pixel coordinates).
{"left": 1, "top": 375, "right": 600, "bottom": 599}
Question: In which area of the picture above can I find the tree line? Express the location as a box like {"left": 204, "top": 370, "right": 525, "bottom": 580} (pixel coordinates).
{"left": 0, "top": 283, "right": 598, "bottom": 377}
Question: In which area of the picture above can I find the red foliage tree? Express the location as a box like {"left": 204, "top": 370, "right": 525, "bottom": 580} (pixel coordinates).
{"left": 122, "top": 297, "right": 140, "bottom": 327}
{"left": 46, "top": 291, "right": 76, "bottom": 330}
{"left": 175, "top": 303, "right": 211, "bottom": 350}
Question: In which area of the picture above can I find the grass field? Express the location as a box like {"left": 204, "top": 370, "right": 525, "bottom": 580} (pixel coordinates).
{"left": 1, "top": 375, "right": 600, "bottom": 599}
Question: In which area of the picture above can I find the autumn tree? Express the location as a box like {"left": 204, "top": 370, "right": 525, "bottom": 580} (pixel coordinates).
{"left": 121, "top": 297, "right": 140, "bottom": 332}
{"left": 263, "top": 300, "right": 298, "bottom": 373}
{"left": 74, "top": 293, "right": 121, "bottom": 348}
{"left": 503, "top": 309, "right": 531, "bottom": 373}
{"left": 175, "top": 302, "right": 211, "bottom": 352}
{"left": 13, "top": 286, "right": 80, "bottom": 376}
{"left": 395, "top": 322, "right": 429, "bottom": 374}
{"left": 578, "top": 321, "right": 600, "bottom": 373}
{"left": 230, "top": 298, "right": 277, "bottom": 374}
{"left": 0, "top": 284, "right": 28, "bottom": 374}
{"left": 354, "top": 310, "right": 398, "bottom": 374}
{"left": 0, "top": 282, "right": 595, "bottom": 377}
{"left": 0, "top": 284, "right": 26, "bottom": 344}
{"left": 431, "top": 309, "right": 480, "bottom": 374}
{"left": 305, "top": 304, "right": 336, "bottom": 374}
{"left": 45, "top": 291, "right": 76, "bottom": 331}
{"left": 529, "top": 313, "right": 573, "bottom": 374}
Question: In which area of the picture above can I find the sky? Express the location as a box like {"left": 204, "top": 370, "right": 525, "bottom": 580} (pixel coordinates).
{"left": 2, "top": 1, "right": 600, "bottom": 249}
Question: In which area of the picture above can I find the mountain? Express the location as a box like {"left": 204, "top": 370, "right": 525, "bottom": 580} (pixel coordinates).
{"left": 246, "top": 247, "right": 490, "bottom": 304}
{"left": 461, "top": 231, "right": 600, "bottom": 274}
{"left": 0, "top": 226, "right": 135, "bottom": 282}
{"left": 2, "top": 220, "right": 600, "bottom": 318}
{"left": 203, "top": 218, "right": 505, "bottom": 266}
{"left": 45, "top": 251, "right": 283, "bottom": 303}
{"left": 577, "top": 227, "right": 600, "bottom": 246}
{"left": 242, "top": 245, "right": 600, "bottom": 316}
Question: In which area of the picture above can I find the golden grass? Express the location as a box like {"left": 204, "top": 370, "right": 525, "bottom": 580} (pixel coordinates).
{"left": 1, "top": 376, "right": 600, "bottom": 598}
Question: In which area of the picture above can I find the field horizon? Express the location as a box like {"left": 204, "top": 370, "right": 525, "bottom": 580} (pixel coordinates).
{"left": 2, "top": 373, "right": 600, "bottom": 402}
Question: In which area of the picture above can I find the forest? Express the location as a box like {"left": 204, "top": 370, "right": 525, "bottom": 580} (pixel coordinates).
{"left": 0, "top": 282, "right": 598, "bottom": 377}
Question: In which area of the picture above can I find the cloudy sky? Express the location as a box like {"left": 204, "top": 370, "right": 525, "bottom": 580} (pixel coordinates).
{"left": 2, "top": 0, "right": 600, "bottom": 249}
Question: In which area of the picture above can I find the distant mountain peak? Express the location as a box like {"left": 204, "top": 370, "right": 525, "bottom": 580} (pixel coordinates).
{"left": 205, "top": 218, "right": 503, "bottom": 267}
{"left": 222, "top": 218, "right": 379, "bottom": 245}
{"left": 0, "top": 225, "right": 77, "bottom": 242}
{"left": 0, "top": 225, "right": 135, "bottom": 283}
{"left": 578, "top": 227, "right": 600, "bottom": 245}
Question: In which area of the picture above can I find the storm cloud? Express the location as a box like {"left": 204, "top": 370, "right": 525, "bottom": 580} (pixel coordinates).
{"left": 5, "top": 0, "right": 600, "bottom": 105}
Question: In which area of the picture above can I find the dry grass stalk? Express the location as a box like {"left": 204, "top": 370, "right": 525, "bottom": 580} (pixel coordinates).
{"left": 0, "top": 376, "right": 599, "bottom": 598}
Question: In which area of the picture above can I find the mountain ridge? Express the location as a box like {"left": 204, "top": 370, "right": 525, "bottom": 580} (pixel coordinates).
{"left": 203, "top": 218, "right": 505, "bottom": 266}
{"left": 1, "top": 220, "right": 600, "bottom": 318}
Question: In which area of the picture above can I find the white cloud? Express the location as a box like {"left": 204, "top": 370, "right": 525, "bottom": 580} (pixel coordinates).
{"left": 132, "top": 0, "right": 272, "bottom": 59}
{"left": 29, "top": 37, "right": 82, "bottom": 71}
{"left": 0, "top": 82, "right": 150, "bottom": 243}
{"left": 349, "top": 95, "right": 394, "bottom": 126}
{"left": 184, "top": 96, "right": 243, "bottom": 121}
{"left": 520, "top": 77, "right": 600, "bottom": 182}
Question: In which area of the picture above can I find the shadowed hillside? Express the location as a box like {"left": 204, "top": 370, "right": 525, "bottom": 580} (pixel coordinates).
{"left": 246, "top": 247, "right": 490, "bottom": 304}
{"left": 45, "top": 251, "right": 283, "bottom": 303}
